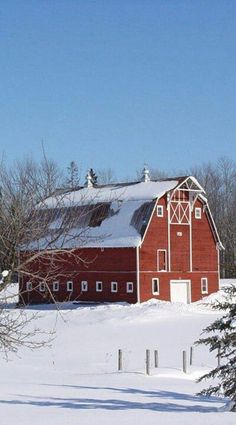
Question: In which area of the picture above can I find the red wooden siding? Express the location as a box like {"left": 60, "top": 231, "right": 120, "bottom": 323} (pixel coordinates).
{"left": 170, "top": 224, "right": 190, "bottom": 272}
{"left": 139, "top": 194, "right": 219, "bottom": 303}
{"left": 139, "top": 272, "right": 219, "bottom": 303}
{"left": 192, "top": 199, "right": 218, "bottom": 271}
{"left": 20, "top": 247, "right": 137, "bottom": 305}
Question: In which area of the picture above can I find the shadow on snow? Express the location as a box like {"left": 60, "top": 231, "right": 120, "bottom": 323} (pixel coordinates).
{"left": 0, "top": 386, "right": 224, "bottom": 413}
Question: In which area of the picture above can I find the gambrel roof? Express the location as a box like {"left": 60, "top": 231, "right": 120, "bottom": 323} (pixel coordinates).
{"left": 28, "top": 176, "right": 222, "bottom": 249}
{"left": 32, "top": 179, "right": 178, "bottom": 249}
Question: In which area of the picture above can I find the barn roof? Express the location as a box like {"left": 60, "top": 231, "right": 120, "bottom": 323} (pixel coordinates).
{"left": 29, "top": 179, "right": 180, "bottom": 249}
{"left": 42, "top": 179, "right": 180, "bottom": 208}
{"left": 23, "top": 175, "right": 223, "bottom": 251}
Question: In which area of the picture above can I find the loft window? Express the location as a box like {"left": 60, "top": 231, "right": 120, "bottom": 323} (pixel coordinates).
{"left": 67, "top": 281, "right": 73, "bottom": 292}
{"left": 157, "top": 205, "right": 164, "bottom": 217}
{"left": 81, "top": 281, "right": 88, "bottom": 292}
{"left": 126, "top": 282, "right": 133, "bottom": 293}
{"left": 157, "top": 250, "right": 167, "bottom": 271}
{"left": 152, "top": 278, "right": 160, "bottom": 295}
{"left": 96, "top": 281, "right": 103, "bottom": 292}
{"left": 195, "top": 207, "right": 202, "bottom": 219}
{"left": 53, "top": 281, "right": 59, "bottom": 292}
{"left": 201, "top": 277, "right": 208, "bottom": 294}
{"left": 26, "top": 281, "right": 32, "bottom": 291}
{"left": 111, "top": 282, "right": 118, "bottom": 292}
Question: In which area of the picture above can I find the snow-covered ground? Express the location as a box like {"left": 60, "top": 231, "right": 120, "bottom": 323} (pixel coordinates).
{"left": 0, "top": 283, "right": 236, "bottom": 424}
{"left": 220, "top": 278, "right": 236, "bottom": 288}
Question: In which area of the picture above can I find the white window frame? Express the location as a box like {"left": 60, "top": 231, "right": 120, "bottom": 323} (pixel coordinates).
{"left": 39, "top": 282, "right": 45, "bottom": 292}
{"left": 201, "top": 277, "right": 208, "bottom": 294}
{"left": 152, "top": 278, "right": 160, "bottom": 295}
{"left": 157, "top": 205, "right": 164, "bottom": 217}
{"left": 126, "top": 282, "right": 133, "bottom": 293}
{"left": 157, "top": 249, "right": 167, "bottom": 272}
{"left": 96, "top": 281, "right": 103, "bottom": 292}
{"left": 81, "top": 281, "right": 88, "bottom": 292}
{"left": 26, "top": 281, "right": 32, "bottom": 291}
{"left": 67, "top": 281, "right": 73, "bottom": 292}
{"left": 53, "top": 281, "right": 59, "bottom": 292}
{"left": 111, "top": 281, "right": 118, "bottom": 292}
{"left": 195, "top": 207, "right": 202, "bottom": 219}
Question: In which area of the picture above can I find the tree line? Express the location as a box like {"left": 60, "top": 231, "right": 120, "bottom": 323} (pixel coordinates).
{"left": 0, "top": 155, "right": 235, "bottom": 285}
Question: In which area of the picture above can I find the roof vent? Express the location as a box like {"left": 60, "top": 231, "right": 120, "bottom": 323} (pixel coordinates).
{"left": 142, "top": 165, "right": 150, "bottom": 182}
{"left": 85, "top": 169, "right": 93, "bottom": 188}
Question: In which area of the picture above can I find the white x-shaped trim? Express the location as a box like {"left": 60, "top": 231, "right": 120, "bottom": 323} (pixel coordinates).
{"left": 170, "top": 201, "right": 190, "bottom": 224}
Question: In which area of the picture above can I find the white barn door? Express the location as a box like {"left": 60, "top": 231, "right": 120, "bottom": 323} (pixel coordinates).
{"left": 170, "top": 280, "right": 191, "bottom": 304}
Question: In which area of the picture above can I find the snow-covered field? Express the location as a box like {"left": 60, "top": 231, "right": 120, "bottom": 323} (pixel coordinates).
{"left": 0, "top": 282, "right": 236, "bottom": 424}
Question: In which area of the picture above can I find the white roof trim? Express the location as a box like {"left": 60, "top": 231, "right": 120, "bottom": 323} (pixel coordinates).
{"left": 199, "top": 194, "right": 224, "bottom": 249}
{"left": 139, "top": 198, "right": 159, "bottom": 248}
{"left": 175, "top": 176, "right": 205, "bottom": 193}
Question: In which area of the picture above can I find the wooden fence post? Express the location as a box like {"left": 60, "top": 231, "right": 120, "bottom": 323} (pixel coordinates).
{"left": 118, "top": 349, "right": 122, "bottom": 371}
{"left": 146, "top": 349, "right": 150, "bottom": 375}
{"left": 183, "top": 350, "right": 187, "bottom": 373}
{"left": 190, "top": 346, "right": 193, "bottom": 366}
{"left": 154, "top": 349, "right": 159, "bottom": 368}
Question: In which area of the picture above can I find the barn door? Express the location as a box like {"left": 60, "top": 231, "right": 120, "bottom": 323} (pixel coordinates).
{"left": 170, "top": 280, "right": 191, "bottom": 304}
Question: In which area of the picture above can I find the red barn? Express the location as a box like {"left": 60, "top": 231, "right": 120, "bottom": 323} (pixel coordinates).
{"left": 20, "top": 171, "right": 223, "bottom": 305}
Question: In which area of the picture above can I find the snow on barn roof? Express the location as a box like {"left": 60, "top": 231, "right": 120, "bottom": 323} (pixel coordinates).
{"left": 31, "top": 179, "right": 181, "bottom": 249}
{"left": 42, "top": 179, "right": 180, "bottom": 208}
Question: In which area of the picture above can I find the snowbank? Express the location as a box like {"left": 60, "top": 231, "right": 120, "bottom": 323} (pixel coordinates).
{"left": 0, "top": 291, "right": 235, "bottom": 424}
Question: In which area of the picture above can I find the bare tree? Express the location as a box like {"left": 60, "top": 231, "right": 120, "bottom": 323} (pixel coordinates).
{"left": 0, "top": 156, "right": 66, "bottom": 355}
{"left": 0, "top": 156, "right": 63, "bottom": 273}
{"left": 0, "top": 156, "right": 114, "bottom": 326}
{"left": 189, "top": 157, "right": 236, "bottom": 278}
{"left": 65, "top": 161, "right": 80, "bottom": 189}
{"left": 0, "top": 281, "right": 52, "bottom": 357}
{"left": 97, "top": 167, "right": 116, "bottom": 185}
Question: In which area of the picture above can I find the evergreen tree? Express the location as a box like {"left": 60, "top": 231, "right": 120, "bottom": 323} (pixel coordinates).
{"left": 66, "top": 161, "right": 80, "bottom": 188}
{"left": 196, "top": 285, "right": 236, "bottom": 411}
{"left": 89, "top": 168, "right": 97, "bottom": 185}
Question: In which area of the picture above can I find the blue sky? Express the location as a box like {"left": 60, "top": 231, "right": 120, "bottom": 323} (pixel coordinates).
{"left": 1, "top": 1, "right": 236, "bottom": 179}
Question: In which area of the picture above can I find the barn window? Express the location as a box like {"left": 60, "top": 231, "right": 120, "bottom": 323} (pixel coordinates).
{"left": 67, "top": 281, "right": 73, "bottom": 292}
{"left": 26, "top": 281, "right": 32, "bottom": 291}
{"left": 195, "top": 207, "right": 202, "bottom": 219}
{"left": 157, "top": 250, "right": 167, "bottom": 271}
{"left": 96, "top": 281, "right": 103, "bottom": 292}
{"left": 111, "top": 282, "right": 118, "bottom": 292}
{"left": 126, "top": 282, "right": 133, "bottom": 293}
{"left": 39, "top": 282, "right": 45, "bottom": 292}
{"left": 81, "top": 281, "right": 88, "bottom": 292}
{"left": 152, "top": 278, "right": 160, "bottom": 295}
{"left": 157, "top": 205, "right": 164, "bottom": 217}
{"left": 201, "top": 277, "right": 208, "bottom": 294}
{"left": 53, "top": 281, "right": 59, "bottom": 292}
